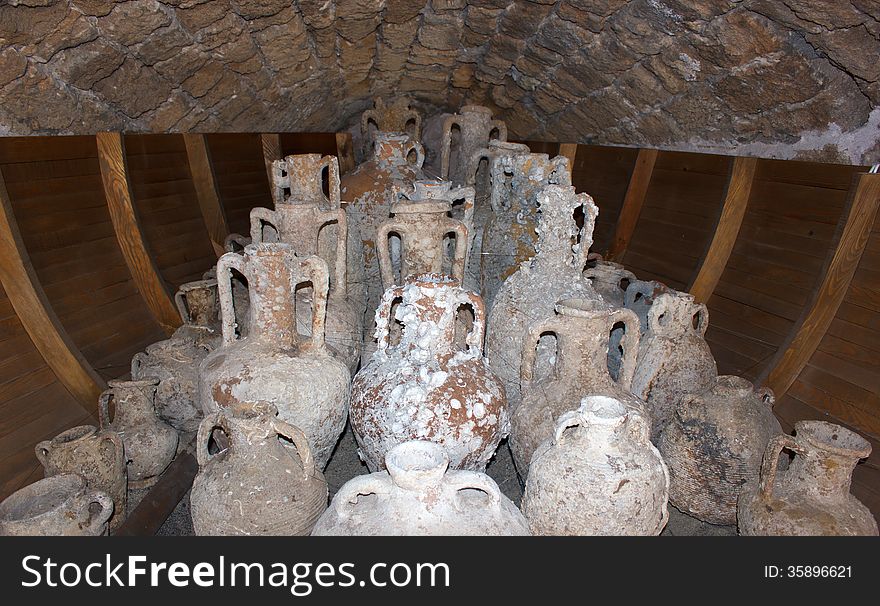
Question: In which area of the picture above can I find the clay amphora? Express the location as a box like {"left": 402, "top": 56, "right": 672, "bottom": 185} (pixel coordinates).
{"left": 624, "top": 278, "right": 670, "bottom": 334}
{"left": 350, "top": 274, "right": 509, "bottom": 472}
{"left": 99, "top": 378, "right": 178, "bottom": 488}
{"left": 35, "top": 425, "right": 126, "bottom": 533}
{"left": 360, "top": 96, "right": 422, "bottom": 156}
{"left": 267, "top": 153, "right": 366, "bottom": 318}
{"left": 523, "top": 396, "right": 670, "bottom": 536}
{"left": 631, "top": 291, "right": 718, "bottom": 439}
{"left": 312, "top": 440, "right": 529, "bottom": 536}
{"left": 0, "top": 474, "right": 113, "bottom": 536}
{"left": 390, "top": 180, "right": 477, "bottom": 291}
{"left": 738, "top": 421, "right": 878, "bottom": 536}
{"left": 131, "top": 337, "right": 210, "bottom": 434}
{"left": 584, "top": 259, "right": 636, "bottom": 307}
{"left": 341, "top": 132, "right": 426, "bottom": 340}
{"left": 659, "top": 376, "right": 782, "bottom": 525}
{"left": 440, "top": 105, "right": 507, "bottom": 188}
{"left": 475, "top": 143, "right": 571, "bottom": 309}
{"left": 190, "top": 407, "right": 328, "bottom": 536}
{"left": 252, "top": 155, "right": 363, "bottom": 375}
{"left": 486, "top": 184, "right": 601, "bottom": 413}
{"left": 584, "top": 259, "right": 638, "bottom": 379}
{"left": 511, "top": 298, "right": 648, "bottom": 476}
{"left": 199, "top": 243, "right": 350, "bottom": 469}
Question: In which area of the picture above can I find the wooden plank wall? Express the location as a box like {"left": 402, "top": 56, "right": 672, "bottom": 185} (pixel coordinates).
{"left": 0, "top": 137, "right": 166, "bottom": 381}
{"left": 207, "top": 134, "right": 271, "bottom": 236}
{"left": 621, "top": 151, "right": 730, "bottom": 291}
{"left": 125, "top": 134, "right": 216, "bottom": 289}
{"left": 705, "top": 161, "right": 861, "bottom": 382}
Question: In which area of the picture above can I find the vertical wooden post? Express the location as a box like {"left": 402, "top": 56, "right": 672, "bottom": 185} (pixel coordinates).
{"left": 260, "top": 133, "right": 282, "bottom": 190}
{"left": 607, "top": 148, "right": 659, "bottom": 261}
{"left": 689, "top": 157, "right": 758, "bottom": 303}
{"left": 0, "top": 168, "right": 106, "bottom": 407}
{"left": 183, "top": 134, "right": 229, "bottom": 258}
{"left": 97, "top": 132, "right": 180, "bottom": 335}
{"left": 763, "top": 172, "right": 880, "bottom": 397}
{"left": 558, "top": 143, "right": 578, "bottom": 171}
{"left": 336, "top": 132, "right": 356, "bottom": 176}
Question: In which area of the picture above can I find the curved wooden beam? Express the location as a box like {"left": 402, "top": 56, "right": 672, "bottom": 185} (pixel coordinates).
{"left": 558, "top": 143, "right": 578, "bottom": 170}
{"left": 260, "top": 133, "right": 282, "bottom": 189}
{"left": 336, "top": 132, "right": 355, "bottom": 176}
{"left": 183, "top": 134, "right": 229, "bottom": 258}
{"left": 763, "top": 172, "right": 880, "bottom": 397}
{"left": 97, "top": 132, "right": 180, "bottom": 335}
{"left": 607, "top": 148, "right": 658, "bottom": 261}
{"left": 689, "top": 157, "right": 757, "bottom": 303}
{"left": 0, "top": 168, "right": 106, "bottom": 407}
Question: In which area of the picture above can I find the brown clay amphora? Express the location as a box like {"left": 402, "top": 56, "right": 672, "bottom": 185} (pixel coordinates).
{"left": 659, "top": 376, "right": 782, "bottom": 525}
{"left": 486, "top": 184, "right": 601, "bottom": 413}
{"left": 738, "top": 421, "right": 878, "bottom": 536}
{"left": 312, "top": 440, "right": 528, "bottom": 536}
{"left": 198, "top": 243, "right": 350, "bottom": 469}
{"left": 341, "top": 132, "right": 426, "bottom": 338}
{"left": 0, "top": 474, "right": 113, "bottom": 536}
{"left": 360, "top": 96, "right": 421, "bottom": 156}
{"left": 252, "top": 155, "right": 363, "bottom": 375}
{"left": 99, "top": 378, "right": 178, "bottom": 488}
{"left": 476, "top": 143, "right": 572, "bottom": 309}
{"left": 440, "top": 105, "right": 507, "bottom": 188}
{"left": 511, "top": 298, "right": 648, "bottom": 476}
{"left": 267, "top": 153, "right": 366, "bottom": 318}
{"left": 630, "top": 291, "right": 718, "bottom": 439}
{"left": 190, "top": 407, "right": 328, "bottom": 536}
{"left": 35, "top": 425, "right": 126, "bottom": 532}
{"left": 350, "top": 274, "right": 509, "bottom": 472}
{"left": 522, "top": 396, "right": 669, "bottom": 536}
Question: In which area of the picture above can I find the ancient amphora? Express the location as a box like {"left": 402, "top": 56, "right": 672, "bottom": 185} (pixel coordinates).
{"left": 251, "top": 156, "right": 363, "bottom": 375}
{"left": 738, "top": 421, "right": 878, "bottom": 536}
{"left": 440, "top": 105, "right": 507, "bottom": 188}
{"left": 522, "top": 396, "right": 669, "bottom": 536}
{"left": 198, "top": 243, "right": 350, "bottom": 469}
{"left": 360, "top": 96, "right": 422, "bottom": 155}
{"left": 35, "top": 425, "right": 126, "bottom": 532}
{"left": 630, "top": 291, "right": 718, "bottom": 439}
{"left": 475, "top": 143, "right": 572, "bottom": 309}
{"left": 486, "top": 184, "right": 601, "bottom": 414}
{"left": 312, "top": 440, "right": 529, "bottom": 536}
{"left": 0, "top": 474, "right": 113, "bottom": 536}
{"left": 511, "top": 298, "right": 648, "bottom": 476}
{"left": 350, "top": 274, "right": 508, "bottom": 472}
{"left": 98, "top": 378, "right": 178, "bottom": 489}
{"left": 659, "top": 376, "right": 782, "bottom": 525}
{"left": 341, "top": 132, "right": 426, "bottom": 340}
{"left": 267, "top": 153, "right": 366, "bottom": 318}
{"left": 190, "top": 407, "right": 328, "bottom": 536}
{"left": 584, "top": 258, "right": 638, "bottom": 379}
{"left": 623, "top": 278, "right": 670, "bottom": 334}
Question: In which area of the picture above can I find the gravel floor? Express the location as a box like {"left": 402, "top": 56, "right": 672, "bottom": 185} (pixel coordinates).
{"left": 146, "top": 423, "right": 737, "bottom": 537}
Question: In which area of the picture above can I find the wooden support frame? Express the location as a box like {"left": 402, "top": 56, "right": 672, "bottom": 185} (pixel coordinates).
{"left": 763, "top": 172, "right": 880, "bottom": 397}
{"left": 689, "top": 157, "right": 758, "bottom": 303}
{"left": 558, "top": 143, "right": 578, "bottom": 170}
{"left": 260, "top": 133, "right": 282, "bottom": 189}
{"left": 97, "top": 132, "right": 180, "bottom": 335}
{"left": 183, "top": 134, "right": 229, "bottom": 258}
{"left": 607, "top": 148, "right": 659, "bottom": 261}
{"left": 336, "top": 132, "right": 356, "bottom": 176}
{"left": 0, "top": 168, "right": 106, "bottom": 407}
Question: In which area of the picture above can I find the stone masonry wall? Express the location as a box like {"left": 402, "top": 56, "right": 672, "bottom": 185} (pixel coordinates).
{"left": 0, "top": 0, "right": 878, "bottom": 164}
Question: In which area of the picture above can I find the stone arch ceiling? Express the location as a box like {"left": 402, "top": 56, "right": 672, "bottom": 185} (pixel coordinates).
{"left": 1, "top": 0, "right": 878, "bottom": 164}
